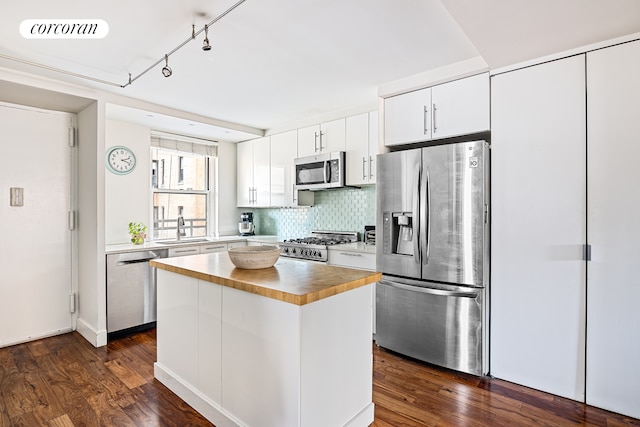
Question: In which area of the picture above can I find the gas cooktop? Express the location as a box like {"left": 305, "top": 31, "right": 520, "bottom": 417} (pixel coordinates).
{"left": 279, "top": 231, "right": 358, "bottom": 262}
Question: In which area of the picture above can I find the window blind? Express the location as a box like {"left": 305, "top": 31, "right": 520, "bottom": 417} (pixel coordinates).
{"left": 151, "top": 132, "right": 218, "bottom": 157}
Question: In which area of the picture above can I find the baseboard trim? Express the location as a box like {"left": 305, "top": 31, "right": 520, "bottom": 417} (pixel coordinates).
{"left": 75, "top": 318, "right": 107, "bottom": 347}
{"left": 154, "top": 363, "right": 242, "bottom": 427}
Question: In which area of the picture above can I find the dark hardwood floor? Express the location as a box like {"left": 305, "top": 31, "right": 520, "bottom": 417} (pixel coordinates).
{"left": 0, "top": 330, "right": 638, "bottom": 426}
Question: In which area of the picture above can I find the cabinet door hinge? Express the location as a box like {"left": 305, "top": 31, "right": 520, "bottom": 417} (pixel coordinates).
{"left": 68, "top": 210, "right": 77, "bottom": 230}
{"left": 69, "top": 293, "right": 76, "bottom": 313}
{"left": 583, "top": 244, "right": 592, "bottom": 261}
{"left": 68, "top": 127, "right": 76, "bottom": 147}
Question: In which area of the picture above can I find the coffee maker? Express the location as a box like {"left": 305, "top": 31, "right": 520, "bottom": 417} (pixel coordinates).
{"left": 239, "top": 212, "right": 255, "bottom": 236}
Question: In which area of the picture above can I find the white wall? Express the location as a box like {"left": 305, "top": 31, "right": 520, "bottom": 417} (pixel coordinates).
{"left": 105, "top": 120, "right": 152, "bottom": 244}
{"left": 76, "top": 101, "right": 108, "bottom": 347}
{"left": 215, "top": 140, "right": 243, "bottom": 236}
{"left": 105, "top": 121, "right": 239, "bottom": 240}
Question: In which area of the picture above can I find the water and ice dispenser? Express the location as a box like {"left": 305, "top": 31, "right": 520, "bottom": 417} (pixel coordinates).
{"left": 382, "top": 212, "right": 415, "bottom": 257}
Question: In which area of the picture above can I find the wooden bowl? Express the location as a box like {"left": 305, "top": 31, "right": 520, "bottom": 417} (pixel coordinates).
{"left": 227, "top": 245, "right": 280, "bottom": 269}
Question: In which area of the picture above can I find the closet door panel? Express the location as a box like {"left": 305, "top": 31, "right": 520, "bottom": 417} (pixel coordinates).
{"left": 491, "top": 55, "right": 586, "bottom": 401}
{"left": 586, "top": 39, "right": 640, "bottom": 419}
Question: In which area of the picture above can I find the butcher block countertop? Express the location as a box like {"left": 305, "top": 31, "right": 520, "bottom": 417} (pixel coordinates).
{"left": 150, "top": 252, "right": 381, "bottom": 306}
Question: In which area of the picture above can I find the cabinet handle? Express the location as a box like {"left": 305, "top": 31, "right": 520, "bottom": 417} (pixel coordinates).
{"left": 339, "top": 252, "right": 362, "bottom": 257}
{"left": 174, "top": 249, "right": 198, "bottom": 254}
{"left": 432, "top": 103, "right": 438, "bottom": 134}
{"left": 204, "top": 245, "right": 225, "bottom": 250}
{"left": 362, "top": 157, "right": 367, "bottom": 180}
{"left": 369, "top": 155, "right": 374, "bottom": 179}
{"left": 319, "top": 130, "right": 325, "bottom": 152}
{"left": 423, "top": 105, "right": 429, "bottom": 134}
{"left": 314, "top": 131, "right": 319, "bottom": 152}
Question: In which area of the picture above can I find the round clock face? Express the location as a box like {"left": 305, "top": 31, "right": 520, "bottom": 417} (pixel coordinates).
{"left": 106, "top": 146, "right": 136, "bottom": 175}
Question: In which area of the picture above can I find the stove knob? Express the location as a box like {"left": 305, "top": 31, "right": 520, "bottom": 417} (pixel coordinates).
{"left": 291, "top": 248, "right": 296, "bottom": 254}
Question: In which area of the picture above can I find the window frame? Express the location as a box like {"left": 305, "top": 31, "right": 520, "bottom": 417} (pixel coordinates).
{"left": 150, "top": 147, "right": 212, "bottom": 241}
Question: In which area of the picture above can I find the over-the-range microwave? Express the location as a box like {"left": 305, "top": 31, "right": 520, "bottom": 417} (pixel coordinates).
{"left": 294, "top": 151, "right": 345, "bottom": 190}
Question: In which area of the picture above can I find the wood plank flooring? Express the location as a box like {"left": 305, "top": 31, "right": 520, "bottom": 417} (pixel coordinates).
{"left": 0, "top": 329, "right": 638, "bottom": 426}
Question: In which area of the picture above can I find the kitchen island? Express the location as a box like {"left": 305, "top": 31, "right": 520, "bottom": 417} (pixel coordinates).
{"left": 150, "top": 253, "right": 381, "bottom": 427}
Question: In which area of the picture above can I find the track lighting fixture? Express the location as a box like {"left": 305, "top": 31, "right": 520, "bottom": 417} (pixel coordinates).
{"left": 202, "top": 25, "right": 212, "bottom": 51}
{"left": 0, "top": 0, "right": 246, "bottom": 87}
{"left": 162, "top": 54, "right": 172, "bottom": 77}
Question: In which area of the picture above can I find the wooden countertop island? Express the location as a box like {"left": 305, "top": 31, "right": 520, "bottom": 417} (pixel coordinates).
{"left": 151, "top": 253, "right": 381, "bottom": 427}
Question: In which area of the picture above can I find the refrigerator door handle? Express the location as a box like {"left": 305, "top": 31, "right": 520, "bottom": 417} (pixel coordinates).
{"left": 423, "top": 165, "right": 431, "bottom": 264}
{"left": 413, "top": 163, "right": 421, "bottom": 264}
{"left": 380, "top": 280, "right": 480, "bottom": 298}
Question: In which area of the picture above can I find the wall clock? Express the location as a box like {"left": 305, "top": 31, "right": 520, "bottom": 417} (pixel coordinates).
{"left": 105, "top": 145, "right": 137, "bottom": 175}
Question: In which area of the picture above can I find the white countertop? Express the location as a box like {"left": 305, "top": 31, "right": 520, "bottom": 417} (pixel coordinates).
{"left": 106, "top": 235, "right": 376, "bottom": 255}
{"left": 105, "top": 235, "right": 279, "bottom": 254}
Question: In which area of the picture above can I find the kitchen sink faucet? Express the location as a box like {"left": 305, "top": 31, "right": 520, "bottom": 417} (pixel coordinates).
{"left": 177, "top": 215, "right": 186, "bottom": 241}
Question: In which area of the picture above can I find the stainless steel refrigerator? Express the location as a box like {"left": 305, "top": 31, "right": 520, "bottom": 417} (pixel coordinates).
{"left": 375, "top": 140, "right": 490, "bottom": 376}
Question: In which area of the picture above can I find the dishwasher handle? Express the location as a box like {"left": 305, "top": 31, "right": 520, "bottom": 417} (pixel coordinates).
{"left": 115, "top": 250, "right": 163, "bottom": 266}
{"left": 380, "top": 279, "right": 480, "bottom": 298}
{"left": 117, "top": 257, "right": 156, "bottom": 265}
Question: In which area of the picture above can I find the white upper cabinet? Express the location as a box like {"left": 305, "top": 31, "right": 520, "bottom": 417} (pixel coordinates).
{"left": 384, "top": 87, "right": 431, "bottom": 146}
{"left": 237, "top": 137, "right": 270, "bottom": 207}
{"left": 236, "top": 140, "right": 253, "bottom": 207}
{"left": 384, "top": 73, "right": 489, "bottom": 146}
{"left": 270, "top": 130, "right": 296, "bottom": 207}
{"left": 270, "top": 130, "right": 313, "bottom": 207}
{"left": 430, "top": 73, "right": 490, "bottom": 139}
{"left": 298, "top": 118, "right": 346, "bottom": 157}
{"left": 346, "top": 111, "right": 378, "bottom": 186}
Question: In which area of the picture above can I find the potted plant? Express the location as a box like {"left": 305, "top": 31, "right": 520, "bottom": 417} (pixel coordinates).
{"left": 128, "top": 222, "right": 147, "bottom": 245}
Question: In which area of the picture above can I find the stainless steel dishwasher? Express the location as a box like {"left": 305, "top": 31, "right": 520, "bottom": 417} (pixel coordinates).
{"left": 106, "top": 249, "right": 167, "bottom": 336}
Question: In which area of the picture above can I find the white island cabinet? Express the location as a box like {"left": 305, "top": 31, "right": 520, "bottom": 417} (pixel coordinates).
{"left": 153, "top": 253, "right": 380, "bottom": 427}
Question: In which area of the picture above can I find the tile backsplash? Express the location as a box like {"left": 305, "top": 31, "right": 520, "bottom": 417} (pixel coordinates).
{"left": 252, "top": 186, "right": 376, "bottom": 240}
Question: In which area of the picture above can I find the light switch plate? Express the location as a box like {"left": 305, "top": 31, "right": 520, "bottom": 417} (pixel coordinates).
{"left": 10, "top": 187, "right": 24, "bottom": 206}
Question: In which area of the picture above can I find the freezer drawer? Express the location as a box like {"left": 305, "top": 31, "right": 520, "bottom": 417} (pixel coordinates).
{"left": 375, "top": 278, "right": 486, "bottom": 376}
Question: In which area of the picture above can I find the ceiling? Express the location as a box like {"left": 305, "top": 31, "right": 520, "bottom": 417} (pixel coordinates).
{"left": 2, "top": 0, "right": 640, "bottom": 142}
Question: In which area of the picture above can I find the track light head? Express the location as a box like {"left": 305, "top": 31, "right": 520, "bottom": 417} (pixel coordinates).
{"left": 202, "top": 24, "right": 212, "bottom": 51}
{"left": 162, "top": 54, "right": 172, "bottom": 77}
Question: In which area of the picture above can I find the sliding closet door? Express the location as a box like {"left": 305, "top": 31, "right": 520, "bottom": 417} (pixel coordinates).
{"left": 586, "top": 39, "right": 640, "bottom": 419}
{"left": 0, "top": 102, "right": 73, "bottom": 347}
{"left": 491, "top": 55, "right": 586, "bottom": 400}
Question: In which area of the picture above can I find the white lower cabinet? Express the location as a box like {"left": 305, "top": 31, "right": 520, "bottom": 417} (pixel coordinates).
{"left": 156, "top": 269, "right": 374, "bottom": 427}
{"left": 198, "top": 278, "right": 223, "bottom": 405}
{"left": 156, "top": 270, "right": 199, "bottom": 386}
{"left": 167, "top": 245, "right": 201, "bottom": 257}
{"left": 327, "top": 248, "right": 377, "bottom": 334}
{"left": 199, "top": 243, "right": 228, "bottom": 254}
{"left": 327, "top": 249, "right": 375, "bottom": 271}
{"left": 227, "top": 241, "right": 247, "bottom": 248}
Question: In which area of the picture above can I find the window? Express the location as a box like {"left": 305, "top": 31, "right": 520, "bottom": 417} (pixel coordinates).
{"left": 151, "top": 133, "right": 218, "bottom": 241}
